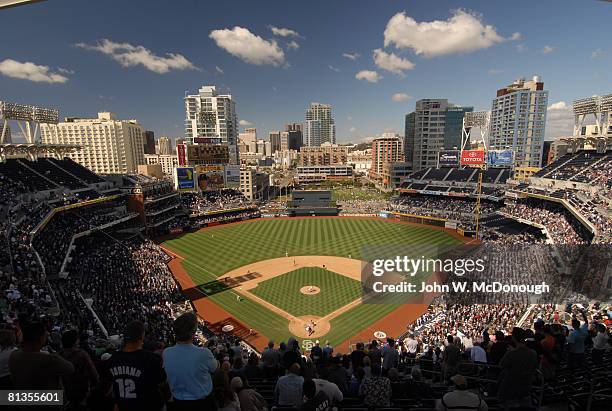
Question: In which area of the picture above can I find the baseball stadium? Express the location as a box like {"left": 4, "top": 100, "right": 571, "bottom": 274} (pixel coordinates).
{"left": 1, "top": 1, "right": 612, "bottom": 408}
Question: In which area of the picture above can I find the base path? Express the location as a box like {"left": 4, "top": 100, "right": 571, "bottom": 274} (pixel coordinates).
{"left": 162, "top": 247, "right": 270, "bottom": 351}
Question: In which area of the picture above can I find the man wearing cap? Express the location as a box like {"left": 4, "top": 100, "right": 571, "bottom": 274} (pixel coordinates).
{"left": 163, "top": 312, "right": 218, "bottom": 410}
{"left": 105, "top": 320, "right": 170, "bottom": 411}
{"left": 436, "top": 375, "right": 488, "bottom": 411}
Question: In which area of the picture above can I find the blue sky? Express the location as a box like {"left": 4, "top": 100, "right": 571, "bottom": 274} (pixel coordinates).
{"left": 1, "top": 0, "right": 611, "bottom": 143}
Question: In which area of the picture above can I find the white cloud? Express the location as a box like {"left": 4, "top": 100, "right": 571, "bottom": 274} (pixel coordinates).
{"left": 373, "top": 49, "right": 415, "bottom": 75}
{"left": 215, "top": 66, "right": 224, "bottom": 74}
{"left": 548, "top": 101, "right": 568, "bottom": 110}
{"left": 75, "top": 39, "right": 197, "bottom": 74}
{"left": 488, "top": 68, "right": 503, "bottom": 75}
{"left": 328, "top": 65, "right": 340, "bottom": 72}
{"left": 542, "top": 45, "right": 555, "bottom": 54}
{"left": 391, "top": 92, "right": 412, "bottom": 102}
{"left": 269, "top": 26, "right": 301, "bottom": 38}
{"left": 591, "top": 48, "right": 606, "bottom": 59}
{"left": 287, "top": 40, "right": 300, "bottom": 50}
{"left": 0, "top": 59, "right": 68, "bottom": 83}
{"left": 516, "top": 44, "right": 527, "bottom": 52}
{"left": 349, "top": 126, "right": 356, "bottom": 133}
{"left": 383, "top": 10, "right": 505, "bottom": 57}
{"left": 342, "top": 52, "right": 361, "bottom": 60}
{"left": 355, "top": 70, "right": 382, "bottom": 83}
{"left": 209, "top": 27, "right": 285, "bottom": 66}
{"left": 57, "top": 67, "right": 75, "bottom": 74}
{"left": 510, "top": 32, "right": 522, "bottom": 41}
{"left": 546, "top": 101, "right": 573, "bottom": 139}
{"left": 239, "top": 119, "right": 253, "bottom": 126}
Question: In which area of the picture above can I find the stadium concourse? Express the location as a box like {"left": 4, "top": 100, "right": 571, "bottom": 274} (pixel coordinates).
{"left": 0, "top": 153, "right": 610, "bottom": 411}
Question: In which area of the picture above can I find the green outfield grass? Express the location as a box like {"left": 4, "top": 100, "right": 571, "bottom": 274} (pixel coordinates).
{"left": 250, "top": 267, "right": 361, "bottom": 317}
{"left": 162, "top": 218, "right": 462, "bottom": 347}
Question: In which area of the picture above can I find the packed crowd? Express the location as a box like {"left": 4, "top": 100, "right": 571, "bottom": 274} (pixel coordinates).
{"left": 338, "top": 199, "right": 389, "bottom": 215}
{"left": 390, "top": 195, "right": 501, "bottom": 221}
{"left": 182, "top": 190, "right": 251, "bottom": 215}
{"left": 502, "top": 201, "right": 589, "bottom": 245}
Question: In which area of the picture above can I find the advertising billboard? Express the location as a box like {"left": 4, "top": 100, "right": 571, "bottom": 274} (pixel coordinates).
{"left": 177, "top": 144, "right": 187, "bottom": 166}
{"left": 438, "top": 150, "right": 460, "bottom": 167}
{"left": 487, "top": 149, "right": 514, "bottom": 167}
{"left": 175, "top": 167, "right": 196, "bottom": 190}
{"left": 195, "top": 165, "right": 225, "bottom": 191}
{"left": 460, "top": 150, "right": 486, "bottom": 166}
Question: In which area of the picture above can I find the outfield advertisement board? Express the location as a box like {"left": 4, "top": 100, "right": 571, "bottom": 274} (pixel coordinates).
{"left": 487, "top": 149, "right": 514, "bottom": 167}
{"left": 460, "top": 150, "right": 485, "bottom": 166}
{"left": 175, "top": 167, "right": 196, "bottom": 190}
{"left": 438, "top": 150, "right": 460, "bottom": 167}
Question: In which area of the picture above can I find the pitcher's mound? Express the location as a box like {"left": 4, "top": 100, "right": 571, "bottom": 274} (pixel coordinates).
{"left": 289, "top": 315, "right": 330, "bottom": 338}
{"left": 299, "top": 285, "right": 320, "bottom": 295}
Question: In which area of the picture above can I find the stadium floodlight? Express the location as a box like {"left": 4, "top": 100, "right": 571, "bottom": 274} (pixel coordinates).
{"left": 0, "top": 0, "right": 46, "bottom": 9}
{"left": 0, "top": 100, "right": 60, "bottom": 144}
{"left": 461, "top": 111, "right": 490, "bottom": 151}
{"left": 599, "top": 94, "right": 612, "bottom": 112}
{"left": 572, "top": 97, "right": 598, "bottom": 116}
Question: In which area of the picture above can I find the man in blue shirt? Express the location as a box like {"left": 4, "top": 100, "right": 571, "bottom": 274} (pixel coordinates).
{"left": 274, "top": 362, "right": 304, "bottom": 407}
{"left": 567, "top": 311, "right": 589, "bottom": 369}
{"left": 163, "top": 312, "right": 218, "bottom": 410}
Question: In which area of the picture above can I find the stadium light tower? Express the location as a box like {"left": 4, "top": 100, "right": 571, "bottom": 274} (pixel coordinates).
{"left": 0, "top": 101, "right": 59, "bottom": 144}
{"left": 461, "top": 111, "right": 490, "bottom": 151}
{"left": 572, "top": 94, "right": 612, "bottom": 136}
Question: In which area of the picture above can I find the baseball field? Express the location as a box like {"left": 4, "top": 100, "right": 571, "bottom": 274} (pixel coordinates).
{"left": 161, "top": 217, "right": 463, "bottom": 351}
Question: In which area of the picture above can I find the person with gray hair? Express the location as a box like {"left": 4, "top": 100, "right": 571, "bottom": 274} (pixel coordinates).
{"left": 163, "top": 312, "right": 218, "bottom": 410}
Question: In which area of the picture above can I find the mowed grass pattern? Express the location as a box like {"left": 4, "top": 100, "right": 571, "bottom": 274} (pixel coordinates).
{"left": 162, "top": 218, "right": 461, "bottom": 346}
{"left": 250, "top": 267, "right": 362, "bottom": 317}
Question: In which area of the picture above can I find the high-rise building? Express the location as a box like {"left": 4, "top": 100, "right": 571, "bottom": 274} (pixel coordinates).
{"left": 143, "top": 130, "right": 155, "bottom": 154}
{"left": 156, "top": 136, "right": 172, "bottom": 155}
{"left": 409, "top": 99, "right": 472, "bottom": 171}
{"left": 282, "top": 123, "right": 303, "bottom": 151}
{"left": 40, "top": 112, "right": 144, "bottom": 174}
{"left": 404, "top": 112, "right": 415, "bottom": 167}
{"left": 305, "top": 103, "right": 335, "bottom": 146}
{"left": 269, "top": 131, "right": 281, "bottom": 154}
{"left": 298, "top": 143, "right": 348, "bottom": 166}
{"left": 489, "top": 76, "right": 548, "bottom": 167}
{"left": 371, "top": 133, "right": 404, "bottom": 178}
{"left": 144, "top": 153, "right": 179, "bottom": 175}
{"left": 184, "top": 85, "right": 238, "bottom": 164}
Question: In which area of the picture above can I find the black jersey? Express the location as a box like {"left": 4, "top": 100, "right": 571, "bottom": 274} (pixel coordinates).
{"left": 105, "top": 350, "right": 166, "bottom": 411}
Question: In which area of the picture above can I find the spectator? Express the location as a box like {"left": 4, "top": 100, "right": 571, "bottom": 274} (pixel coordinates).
{"left": 104, "top": 320, "right": 169, "bottom": 411}
{"left": 301, "top": 379, "right": 331, "bottom": 411}
{"left": 231, "top": 376, "right": 267, "bottom": 411}
{"left": 470, "top": 340, "right": 487, "bottom": 364}
{"left": 274, "top": 363, "right": 304, "bottom": 407}
{"left": 322, "top": 356, "right": 348, "bottom": 394}
{"left": 442, "top": 335, "right": 461, "bottom": 383}
{"left": 163, "top": 312, "right": 218, "bottom": 410}
{"left": 261, "top": 341, "right": 280, "bottom": 379}
{"left": 213, "top": 369, "right": 240, "bottom": 411}
{"left": 436, "top": 374, "right": 488, "bottom": 411}
{"left": 567, "top": 312, "right": 589, "bottom": 368}
{"left": 312, "top": 378, "right": 343, "bottom": 405}
{"left": 9, "top": 320, "right": 74, "bottom": 390}
{"left": 381, "top": 338, "right": 399, "bottom": 374}
{"left": 498, "top": 327, "right": 538, "bottom": 409}
{"left": 350, "top": 342, "right": 366, "bottom": 370}
{"left": 591, "top": 323, "right": 609, "bottom": 364}
{"left": 359, "top": 362, "right": 391, "bottom": 408}
{"left": 0, "top": 329, "right": 16, "bottom": 389}
{"left": 59, "top": 329, "right": 99, "bottom": 407}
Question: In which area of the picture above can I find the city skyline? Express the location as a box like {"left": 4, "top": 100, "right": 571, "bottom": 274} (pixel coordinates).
{"left": 1, "top": 0, "right": 611, "bottom": 143}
